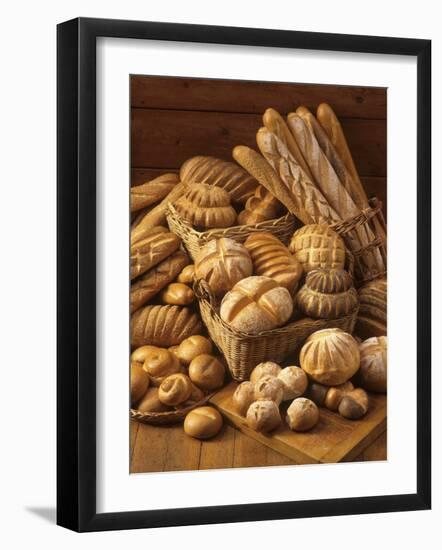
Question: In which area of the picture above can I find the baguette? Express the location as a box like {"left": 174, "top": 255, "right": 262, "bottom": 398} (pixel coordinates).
{"left": 130, "top": 173, "right": 178, "bottom": 212}
{"left": 130, "top": 249, "right": 189, "bottom": 312}
{"left": 130, "top": 229, "right": 180, "bottom": 280}
{"left": 131, "top": 305, "right": 202, "bottom": 347}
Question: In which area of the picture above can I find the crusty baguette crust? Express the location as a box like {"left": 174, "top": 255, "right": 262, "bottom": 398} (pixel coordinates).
{"left": 130, "top": 173, "right": 178, "bottom": 212}
{"left": 130, "top": 229, "right": 180, "bottom": 280}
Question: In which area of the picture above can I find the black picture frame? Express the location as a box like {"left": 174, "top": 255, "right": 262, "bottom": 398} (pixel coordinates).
{"left": 57, "top": 17, "right": 431, "bottom": 532}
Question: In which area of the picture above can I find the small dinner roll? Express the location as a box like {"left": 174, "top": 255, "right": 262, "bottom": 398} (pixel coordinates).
{"left": 254, "top": 375, "right": 284, "bottom": 405}
{"left": 131, "top": 345, "right": 159, "bottom": 368}
{"left": 177, "top": 264, "right": 195, "bottom": 284}
{"left": 137, "top": 387, "right": 170, "bottom": 413}
{"left": 158, "top": 373, "right": 193, "bottom": 406}
{"left": 184, "top": 406, "right": 223, "bottom": 439}
{"left": 130, "top": 362, "right": 150, "bottom": 405}
{"left": 278, "top": 366, "right": 308, "bottom": 401}
{"left": 246, "top": 400, "right": 281, "bottom": 433}
{"left": 176, "top": 335, "right": 213, "bottom": 365}
{"left": 189, "top": 354, "right": 225, "bottom": 391}
{"left": 286, "top": 398, "right": 319, "bottom": 432}
{"left": 232, "top": 381, "right": 255, "bottom": 416}
{"left": 249, "top": 361, "right": 282, "bottom": 384}
{"left": 161, "top": 282, "right": 195, "bottom": 306}
{"left": 142, "top": 347, "right": 181, "bottom": 385}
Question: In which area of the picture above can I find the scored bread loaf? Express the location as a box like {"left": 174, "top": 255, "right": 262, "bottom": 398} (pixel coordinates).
{"left": 238, "top": 185, "right": 284, "bottom": 225}
{"left": 220, "top": 275, "right": 293, "bottom": 334}
{"left": 130, "top": 249, "right": 189, "bottom": 312}
{"left": 131, "top": 305, "right": 202, "bottom": 347}
{"left": 174, "top": 183, "right": 237, "bottom": 228}
{"left": 130, "top": 173, "right": 179, "bottom": 212}
{"left": 244, "top": 232, "right": 303, "bottom": 294}
{"left": 355, "top": 277, "right": 387, "bottom": 339}
{"left": 130, "top": 228, "right": 180, "bottom": 280}
{"left": 195, "top": 238, "right": 253, "bottom": 298}
{"left": 180, "top": 156, "right": 259, "bottom": 205}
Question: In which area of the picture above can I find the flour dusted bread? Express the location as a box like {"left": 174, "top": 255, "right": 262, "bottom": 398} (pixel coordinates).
{"left": 220, "top": 276, "right": 293, "bottom": 334}
{"left": 131, "top": 305, "right": 202, "bottom": 347}
{"left": 180, "top": 156, "right": 259, "bottom": 205}
{"left": 355, "top": 336, "right": 387, "bottom": 393}
{"left": 286, "top": 398, "right": 319, "bottom": 432}
{"left": 289, "top": 224, "right": 346, "bottom": 273}
{"left": 254, "top": 375, "right": 284, "bottom": 405}
{"left": 174, "top": 183, "right": 237, "bottom": 229}
{"left": 130, "top": 227, "right": 180, "bottom": 280}
{"left": 195, "top": 238, "right": 253, "bottom": 298}
{"left": 244, "top": 232, "right": 303, "bottom": 294}
{"left": 238, "top": 186, "right": 284, "bottom": 225}
{"left": 246, "top": 400, "right": 281, "bottom": 433}
{"left": 278, "top": 366, "right": 308, "bottom": 401}
{"left": 232, "top": 381, "right": 255, "bottom": 416}
{"left": 250, "top": 362, "right": 282, "bottom": 384}
{"left": 355, "top": 277, "right": 387, "bottom": 339}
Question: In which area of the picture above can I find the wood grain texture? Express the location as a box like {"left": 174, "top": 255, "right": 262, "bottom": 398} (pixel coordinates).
{"left": 131, "top": 76, "right": 386, "bottom": 119}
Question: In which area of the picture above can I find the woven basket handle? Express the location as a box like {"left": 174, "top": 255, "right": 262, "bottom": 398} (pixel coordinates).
{"left": 194, "top": 278, "right": 217, "bottom": 309}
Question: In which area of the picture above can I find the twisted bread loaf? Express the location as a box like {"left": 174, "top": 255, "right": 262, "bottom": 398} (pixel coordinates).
{"left": 238, "top": 185, "right": 284, "bottom": 225}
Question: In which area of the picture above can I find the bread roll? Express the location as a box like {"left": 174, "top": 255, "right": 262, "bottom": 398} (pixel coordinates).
{"left": 289, "top": 224, "right": 346, "bottom": 273}
{"left": 180, "top": 156, "right": 259, "bottom": 205}
{"left": 323, "top": 381, "right": 354, "bottom": 411}
{"left": 131, "top": 345, "right": 158, "bottom": 368}
{"left": 355, "top": 278, "right": 387, "bottom": 339}
{"left": 130, "top": 362, "right": 150, "bottom": 405}
{"left": 286, "top": 398, "right": 319, "bottom": 432}
{"left": 244, "top": 232, "right": 303, "bottom": 294}
{"left": 254, "top": 375, "right": 284, "bottom": 405}
{"left": 246, "top": 400, "right": 281, "bottom": 433}
{"left": 232, "top": 381, "right": 255, "bottom": 416}
{"left": 137, "top": 387, "right": 170, "bottom": 413}
{"left": 188, "top": 354, "right": 225, "bottom": 391}
{"left": 296, "top": 268, "right": 358, "bottom": 319}
{"left": 220, "top": 276, "right": 293, "bottom": 334}
{"left": 160, "top": 282, "right": 195, "bottom": 306}
{"left": 184, "top": 406, "right": 223, "bottom": 439}
{"left": 195, "top": 238, "right": 253, "bottom": 298}
{"left": 142, "top": 347, "right": 181, "bottom": 386}
{"left": 249, "top": 361, "right": 282, "bottom": 384}
{"left": 237, "top": 186, "right": 284, "bottom": 225}
{"left": 131, "top": 305, "right": 202, "bottom": 348}
{"left": 300, "top": 328, "right": 360, "bottom": 386}
{"left": 176, "top": 335, "right": 213, "bottom": 365}
{"left": 338, "top": 388, "right": 369, "bottom": 419}
{"left": 177, "top": 264, "right": 195, "bottom": 284}
{"left": 174, "top": 183, "right": 237, "bottom": 229}
{"left": 130, "top": 228, "right": 180, "bottom": 280}
{"left": 278, "top": 366, "right": 308, "bottom": 401}
{"left": 130, "top": 249, "right": 189, "bottom": 313}
{"left": 355, "top": 336, "right": 387, "bottom": 392}
{"left": 130, "top": 173, "right": 178, "bottom": 212}
{"left": 158, "top": 373, "right": 193, "bottom": 406}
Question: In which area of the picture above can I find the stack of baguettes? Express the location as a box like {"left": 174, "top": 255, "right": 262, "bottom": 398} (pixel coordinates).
{"left": 232, "top": 103, "right": 386, "bottom": 283}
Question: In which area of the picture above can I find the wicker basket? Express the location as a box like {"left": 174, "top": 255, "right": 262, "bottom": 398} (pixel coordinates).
{"left": 331, "top": 197, "right": 387, "bottom": 286}
{"left": 194, "top": 279, "right": 359, "bottom": 382}
{"left": 166, "top": 204, "right": 298, "bottom": 261}
{"left": 131, "top": 392, "right": 213, "bottom": 426}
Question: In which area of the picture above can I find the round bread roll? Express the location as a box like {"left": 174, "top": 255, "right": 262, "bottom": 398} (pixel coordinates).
{"left": 188, "top": 354, "right": 225, "bottom": 391}
{"left": 286, "top": 398, "right": 319, "bottom": 432}
{"left": 176, "top": 335, "right": 213, "bottom": 365}
{"left": 249, "top": 361, "right": 282, "bottom": 384}
{"left": 246, "top": 400, "right": 281, "bottom": 433}
{"left": 130, "top": 362, "right": 150, "bottom": 405}
{"left": 177, "top": 264, "right": 195, "bottom": 285}
{"left": 184, "top": 406, "right": 223, "bottom": 439}
{"left": 220, "top": 276, "right": 293, "bottom": 334}
{"left": 174, "top": 383, "right": 206, "bottom": 409}
{"left": 161, "top": 282, "right": 195, "bottom": 306}
{"left": 300, "top": 328, "right": 360, "bottom": 386}
{"left": 195, "top": 238, "right": 253, "bottom": 298}
{"left": 308, "top": 382, "right": 329, "bottom": 407}
{"left": 278, "top": 366, "right": 308, "bottom": 401}
{"left": 338, "top": 388, "right": 369, "bottom": 419}
{"left": 168, "top": 345, "right": 180, "bottom": 361}
{"left": 355, "top": 336, "right": 387, "bottom": 393}
{"left": 254, "top": 375, "right": 284, "bottom": 405}
{"left": 137, "top": 387, "right": 170, "bottom": 413}
{"left": 131, "top": 345, "right": 158, "bottom": 368}
{"left": 323, "top": 381, "right": 354, "bottom": 411}
{"left": 232, "top": 381, "right": 255, "bottom": 416}
{"left": 142, "top": 347, "right": 181, "bottom": 386}
{"left": 158, "top": 373, "right": 193, "bottom": 406}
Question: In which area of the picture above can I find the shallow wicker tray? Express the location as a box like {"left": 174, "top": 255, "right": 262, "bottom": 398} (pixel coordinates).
{"left": 166, "top": 204, "right": 297, "bottom": 261}
{"left": 194, "top": 279, "right": 359, "bottom": 382}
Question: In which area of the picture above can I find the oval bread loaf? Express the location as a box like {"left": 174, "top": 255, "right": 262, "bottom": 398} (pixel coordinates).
{"left": 130, "top": 227, "right": 180, "bottom": 280}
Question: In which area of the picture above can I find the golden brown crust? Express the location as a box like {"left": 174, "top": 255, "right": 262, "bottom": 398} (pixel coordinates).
{"left": 188, "top": 354, "right": 225, "bottom": 391}
{"left": 130, "top": 173, "right": 179, "bottom": 212}
{"left": 176, "top": 335, "right": 213, "bottom": 366}
{"left": 355, "top": 336, "right": 387, "bottom": 392}
{"left": 158, "top": 373, "right": 193, "bottom": 406}
{"left": 246, "top": 400, "right": 281, "bottom": 433}
{"left": 286, "top": 397, "right": 319, "bottom": 431}
{"left": 184, "top": 406, "right": 223, "bottom": 439}
{"left": 130, "top": 229, "right": 180, "bottom": 280}
{"left": 355, "top": 278, "right": 387, "bottom": 339}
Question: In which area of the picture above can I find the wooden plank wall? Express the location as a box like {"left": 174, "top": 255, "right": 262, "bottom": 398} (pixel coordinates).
{"left": 130, "top": 76, "right": 387, "bottom": 214}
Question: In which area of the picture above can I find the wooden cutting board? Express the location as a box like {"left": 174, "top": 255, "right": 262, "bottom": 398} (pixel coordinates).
{"left": 210, "top": 382, "right": 387, "bottom": 464}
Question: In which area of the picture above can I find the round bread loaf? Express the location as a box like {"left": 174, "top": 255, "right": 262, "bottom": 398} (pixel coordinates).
{"left": 188, "top": 354, "right": 225, "bottom": 391}
{"left": 355, "top": 336, "right": 387, "bottom": 392}
{"left": 184, "top": 406, "right": 223, "bottom": 439}
{"left": 195, "top": 238, "right": 253, "bottom": 298}
{"left": 289, "top": 224, "right": 346, "bottom": 273}
{"left": 232, "top": 381, "right": 255, "bottom": 416}
{"left": 177, "top": 335, "right": 213, "bottom": 365}
{"left": 300, "top": 328, "right": 360, "bottom": 386}
{"left": 254, "top": 375, "right": 284, "bottom": 405}
{"left": 137, "top": 387, "right": 170, "bottom": 413}
{"left": 286, "top": 398, "right": 319, "bottom": 432}
{"left": 278, "top": 366, "right": 308, "bottom": 401}
{"left": 296, "top": 268, "right": 358, "bottom": 319}
{"left": 174, "top": 183, "right": 237, "bottom": 228}
{"left": 160, "top": 282, "right": 195, "bottom": 306}
{"left": 130, "top": 362, "right": 150, "bottom": 405}
{"left": 246, "top": 400, "right": 281, "bottom": 433}
{"left": 249, "top": 361, "right": 282, "bottom": 384}
{"left": 220, "top": 276, "right": 293, "bottom": 334}
{"left": 355, "top": 278, "right": 387, "bottom": 339}
{"left": 158, "top": 373, "right": 193, "bottom": 406}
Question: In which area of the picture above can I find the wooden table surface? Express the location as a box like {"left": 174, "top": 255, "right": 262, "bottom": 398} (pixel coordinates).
{"left": 130, "top": 420, "right": 386, "bottom": 473}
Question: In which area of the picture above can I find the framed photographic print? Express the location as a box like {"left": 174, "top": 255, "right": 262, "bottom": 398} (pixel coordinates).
{"left": 57, "top": 17, "right": 431, "bottom": 532}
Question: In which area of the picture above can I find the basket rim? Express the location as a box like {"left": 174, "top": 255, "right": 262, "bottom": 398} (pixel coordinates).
{"left": 130, "top": 391, "right": 214, "bottom": 423}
